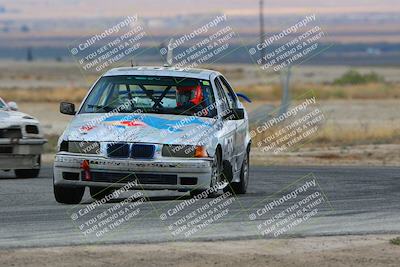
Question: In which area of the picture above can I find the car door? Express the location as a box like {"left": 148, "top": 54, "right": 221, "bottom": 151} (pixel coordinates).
{"left": 213, "top": 77, "right": 237, "bottom": 171}
{"left": 217, "top": 75, "right": 246, "bottom": 172}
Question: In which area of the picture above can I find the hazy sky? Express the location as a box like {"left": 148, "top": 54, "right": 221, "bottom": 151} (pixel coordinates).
{"left": 1, "top": 0, "right": 400, "bottom": 19}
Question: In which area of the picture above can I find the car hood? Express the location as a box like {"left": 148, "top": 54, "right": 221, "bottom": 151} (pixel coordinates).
{"left": 63, "top": 113, "right": 219, "bottom": 145}
{"left": 0, "top": 109, "right": 39, "bottom": 128}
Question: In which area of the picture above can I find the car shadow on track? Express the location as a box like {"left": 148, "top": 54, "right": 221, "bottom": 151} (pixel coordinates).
{"left": 79, "top": 191, "right": 235, "bottom": 205}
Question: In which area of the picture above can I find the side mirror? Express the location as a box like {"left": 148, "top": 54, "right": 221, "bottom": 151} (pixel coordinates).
{"left": 60, "top": 102, "right": 76, "bottom": 115}
{"left": 7, "top": 101, "right": 18, "bottom": 111}
{"left": 223, "top": 108, "right": 245, "bottom": 120}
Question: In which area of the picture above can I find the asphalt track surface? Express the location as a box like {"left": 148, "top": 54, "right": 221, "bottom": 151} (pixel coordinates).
{"left": 0, "top": 163, "right": 399, "bottom": 249}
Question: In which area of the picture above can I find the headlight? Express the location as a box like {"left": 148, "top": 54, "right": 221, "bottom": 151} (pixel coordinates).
{"left": 59, "top": 141, "right": 100, "bottom": 154}
{"left": 162, "top": 145, "right": 209, "bottom": 158}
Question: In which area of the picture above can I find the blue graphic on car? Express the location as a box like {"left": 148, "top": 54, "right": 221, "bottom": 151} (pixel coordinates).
{"left": 102, "top": 115, "right": 212, "bottom": 132}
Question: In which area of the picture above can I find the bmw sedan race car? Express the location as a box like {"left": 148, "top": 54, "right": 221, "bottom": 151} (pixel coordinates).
{"left": 54, "top": 66, "right": 251, "bottom": 204}
{"left": 0, "top": 97, "right": 46, "bottom": 178}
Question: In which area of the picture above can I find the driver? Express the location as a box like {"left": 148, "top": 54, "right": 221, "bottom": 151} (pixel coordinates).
{"left": 176, "top": 85, "right": 204, "bottom": 108}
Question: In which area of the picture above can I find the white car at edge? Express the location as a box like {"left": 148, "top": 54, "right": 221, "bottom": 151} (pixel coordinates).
{"left": 0, "top": 98, "right": 46, "bottom": 178}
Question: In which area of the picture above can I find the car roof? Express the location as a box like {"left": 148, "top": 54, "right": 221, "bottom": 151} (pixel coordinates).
{"left": 103, "top": 66, "right": 220, "bottom": 80}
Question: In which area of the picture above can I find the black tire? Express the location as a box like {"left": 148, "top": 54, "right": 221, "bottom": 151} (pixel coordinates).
{"left": 190, "top": 148, "right": 222, "bottom": 198}
{"left": 90, "top": 187, "right": 114, "bottom": 201}
{"left": 14, "top": 168, "right": 40, "bottom": 178}
{"left": 225, "top": 150, "right": 249, "bottom": 195}
{"left": 54, "top": 184, "right": 84, "bottom": 204}
{"left": 14, "top": 155, "right": 41, "bottom": 178}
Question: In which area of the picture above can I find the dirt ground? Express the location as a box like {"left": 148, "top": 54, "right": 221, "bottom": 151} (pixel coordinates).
{"left": 0, "top": 235, "right": 399, "bottom": 267}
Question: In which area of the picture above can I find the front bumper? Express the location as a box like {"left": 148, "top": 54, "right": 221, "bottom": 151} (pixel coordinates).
{"left": 53, "top": 153, "right": 213, "bottom": 191}
{"left": 0, "top": 138, "right": 46, "bottom": 169}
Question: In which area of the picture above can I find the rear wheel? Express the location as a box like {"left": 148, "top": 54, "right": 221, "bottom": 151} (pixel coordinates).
{"left": 225, "top": 150, "right": 249, "bottom": 195}
{"left": 14, "top": 156, "right": 41, "bottom": 178}
{"left": 90, "top": 187, "right": 114, "bottom": 201}
{"left": 54, "top": 184, "right": 84, "bottom": 204}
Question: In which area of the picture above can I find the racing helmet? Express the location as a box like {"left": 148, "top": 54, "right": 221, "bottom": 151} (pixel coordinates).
{"left": 176, "top": 85, "right": 203, "bottom": 107}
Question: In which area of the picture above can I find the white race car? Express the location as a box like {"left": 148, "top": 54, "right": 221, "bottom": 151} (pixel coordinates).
{"left": 0, "top": 98, "right": 46, "bottom": 178}
{"left": 54, "top": 67, "right": 251, "bottom": 204}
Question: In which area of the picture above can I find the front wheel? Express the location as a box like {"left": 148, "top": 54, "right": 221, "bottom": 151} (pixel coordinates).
{"left": 14, "top": 155, "right": 41, "bottom": 178}
{"left": 190, "top": 149, "right": 222, "bottom": 198}
{"left": 14, "top": 168, "right": 40, "bottom": 178}
{"left": 54, "top": 184, "right": 84, "bottom": 204}
{"left": 225, "top": 150, "right": 249, "bottom": 195}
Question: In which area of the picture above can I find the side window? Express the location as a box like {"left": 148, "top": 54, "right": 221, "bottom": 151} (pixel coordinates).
{"left": 214, "top": 78, "right": 230, "bottom": 112}
{"left": 218, "top": 76, "right": 237, "bottom": 108}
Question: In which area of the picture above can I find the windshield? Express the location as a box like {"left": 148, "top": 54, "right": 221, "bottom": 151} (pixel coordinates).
{"left": 80, "top": 75, "right": 216, "bottom": 118}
